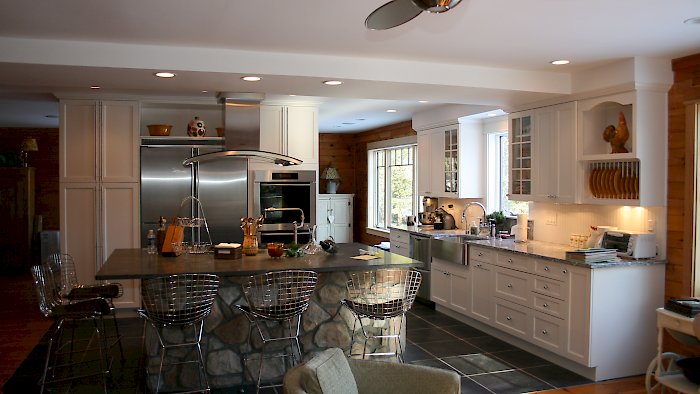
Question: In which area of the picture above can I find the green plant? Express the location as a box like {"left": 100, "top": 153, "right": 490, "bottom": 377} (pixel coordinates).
{"left": 486, "top": 211, "right": 506, "bottom": 225}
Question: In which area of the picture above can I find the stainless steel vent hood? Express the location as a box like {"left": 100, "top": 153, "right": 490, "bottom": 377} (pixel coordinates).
{"left": 183, "top": 92, "right": 302, "bottom": 167}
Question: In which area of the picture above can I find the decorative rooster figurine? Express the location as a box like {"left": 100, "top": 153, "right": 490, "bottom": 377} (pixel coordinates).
{"left": 602, "top": 112, "right": 629, "bottom": 153}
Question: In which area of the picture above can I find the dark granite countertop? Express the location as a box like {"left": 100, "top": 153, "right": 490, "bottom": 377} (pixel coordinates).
{"left": 96, "top": 242, "right": 421, "bottom": 280}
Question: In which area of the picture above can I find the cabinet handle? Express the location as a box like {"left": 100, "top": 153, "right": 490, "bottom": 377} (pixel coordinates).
{"left": 543, "top": 284, "right": 549, "bottom": 290}
{"left": 543, "top": 303, "right": 549, "bottom": 308}
{"left": 444, "top": 272, "right": 450, "bottom": 276}
{"left": 507, "top": 258, "right": 513, "bottom": 263}
{"left": 544, "top": 266, "right": 550, "bottom": 271}
{"left": 542, "top": 330, "right": 548, "bottom": 335}
{"left": 562, "top": 269, "right": 568, "bottom": 274}
{"left": 506, "top": 316, "right": 512, "bottom": 321}
{"left": 506, "top": 284, "right": 513, "bottom": 288}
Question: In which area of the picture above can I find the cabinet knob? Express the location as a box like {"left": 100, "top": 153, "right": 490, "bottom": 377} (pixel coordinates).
{"left": 507, "top": 284, "right": 513, "bottom": 288}
{"left": 507, "top": 258, "right": 513, "bottom": 263}
{"left": 444, "top": 272, "right": 450, "bottom": 276}
{"left": 544, "top": 266, "right": 550, "bottom": 271}
{"left": 478, "top": 252, "right": 483, "bottom": 257}
{"left": 543, "top": 285, "right": 549, "bottom": 290}
{"left": 542, "top": 330, "right": 548, "bottom": 335}
{"left": 476, "top": 263, "right": 482, "bottom": 268}
{"left": 543, "top": 303, "right": 549, "bottom": 308}
{"left": 562, "top": 269, "right": 568, "bottom": 274}
{"left": 506, "top": 316, "right": 512, "bottom": 321}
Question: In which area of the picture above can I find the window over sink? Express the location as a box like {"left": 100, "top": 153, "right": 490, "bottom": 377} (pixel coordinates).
{"left": 486, "top": 131, "right": 528, "bottom": 215}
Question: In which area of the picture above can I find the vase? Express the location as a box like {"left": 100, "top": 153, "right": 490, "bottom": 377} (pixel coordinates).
{"left": 187, "top": 116, "right": 206, "bottom": 137}
{"left": 242, "top": 235, "right": 258, "bottom": 256}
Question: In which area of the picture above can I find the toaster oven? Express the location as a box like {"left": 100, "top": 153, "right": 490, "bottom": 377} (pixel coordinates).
{"left": 600, "top": 230, "right": 657, "bottom": 259}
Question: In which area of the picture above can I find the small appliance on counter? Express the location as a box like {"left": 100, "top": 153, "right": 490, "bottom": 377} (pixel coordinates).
{"left": 434, "top": 208, "right": 456, "bottom": 230}
{"left": 586, "top": 225, "right": 618, "bottom": 248}
{"left": 600, "top": 229, "right": 657, "bottom": 259}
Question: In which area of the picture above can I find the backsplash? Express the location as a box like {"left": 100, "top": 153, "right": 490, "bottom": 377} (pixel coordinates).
{"left": 431, "top": 198, "right": 667, "bottom": 259}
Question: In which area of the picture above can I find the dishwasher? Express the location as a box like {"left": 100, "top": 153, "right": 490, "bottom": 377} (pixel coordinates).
{"left": 409, "top": 234, "right": 432, "bottom": 303}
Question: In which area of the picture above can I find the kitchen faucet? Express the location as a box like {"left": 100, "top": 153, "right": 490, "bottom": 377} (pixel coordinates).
{"left": 461, "top": 202, "right": 490, "bottom": 236}
{"left": 263, "top": 207, "right": 305, "bottom": 244}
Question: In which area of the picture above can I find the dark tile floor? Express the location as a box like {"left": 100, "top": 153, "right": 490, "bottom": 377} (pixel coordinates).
{"left": 405, "top": 302, "right": 592, "bottom": 394}
{"left": 4, "top": 304, "right": 592, "bottom": 394}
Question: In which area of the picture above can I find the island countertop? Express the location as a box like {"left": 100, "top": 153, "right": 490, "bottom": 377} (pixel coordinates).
{"left": 96, "top": 242, "right": 421, "bottom": 280}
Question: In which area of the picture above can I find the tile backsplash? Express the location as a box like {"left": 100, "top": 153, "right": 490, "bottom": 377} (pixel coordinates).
{"left": 433, "top": 198, "right": 667, "bottom": 259}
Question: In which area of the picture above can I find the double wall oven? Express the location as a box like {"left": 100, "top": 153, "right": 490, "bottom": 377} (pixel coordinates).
{"left": 253, "top": 170, "right": 316, "bottom": 245}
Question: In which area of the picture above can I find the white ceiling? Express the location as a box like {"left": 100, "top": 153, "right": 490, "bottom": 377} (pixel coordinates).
{"left": 0, "top": 0, "right": 698, "bottom": 132}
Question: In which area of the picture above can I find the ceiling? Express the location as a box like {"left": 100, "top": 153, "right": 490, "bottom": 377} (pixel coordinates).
{"left": 0, "top": 0, "right": 699, "bottom": 132}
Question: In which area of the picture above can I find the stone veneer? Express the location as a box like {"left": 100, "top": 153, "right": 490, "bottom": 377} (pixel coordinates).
{"left": 143, "top": 270, "right": 407, "bottom": 391}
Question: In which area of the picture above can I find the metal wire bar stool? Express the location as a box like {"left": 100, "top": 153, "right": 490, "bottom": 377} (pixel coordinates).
{"left": 340, "top": 269, "right": 422, "bottom": 362}
{"left": 235, "top": 270, "right": 318, "bottom": 393}
{"left": 31, "top": 264, "right": 113, "bottom": 394}
{"left": 44, "top": 253, "right": 125, "bottom": 360}
{"left": 138, "top": 274, "right": 219, "bottom": 393}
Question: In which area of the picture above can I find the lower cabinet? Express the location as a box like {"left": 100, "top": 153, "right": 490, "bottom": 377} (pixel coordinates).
{"left": 389, "top": 228, "right": 410, "bottom": 257}
{"left": 431, "top": 259, "right": 470, "bottom": 314}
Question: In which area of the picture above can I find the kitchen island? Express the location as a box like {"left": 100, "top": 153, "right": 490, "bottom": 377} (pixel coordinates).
{"left": 97, "top": 243, "right": 421, "bottom": 391}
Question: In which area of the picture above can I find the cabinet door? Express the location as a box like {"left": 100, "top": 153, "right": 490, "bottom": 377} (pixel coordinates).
{"left": 100, "top": 183, "right": 140, "bottom": 308}
{"left": 101, "top": 101, "right": 139, "bottom": 183}
{"left": 329, "top": 197, "right": 351, "bottom": 225}
{"left": 286, "top": 106, "right": 318, "bottom": 164}
{"left": 470, "top": 261, "right": 493, "bottom": 323}
{"left": 431, "top": 131, "right": 448, "bottom": 196}
{"left": 431, "top": 264, "right": 450, "bottom": 306}
{"left": 508, "top": 112, "right": 533, "bottom": 200}
{"left": 533, "top": 102, "right": 575, "bottom": 203}
{"left": 417, "top": 133, "right": 432, "bottom": 196}
{"left": 450, "top": 267, "right": 470, "bottom": 314}
{"left": 553, "top": 102, "right": 576, "bottom": 202}
{"left": 259, "top": 105, "right": 284, "bottom": 154}
{"left": 60, "top": 183, "right": 98, "bottom": 285}
{"left": 60, "top": 100, "right": 98, "bottom": 183}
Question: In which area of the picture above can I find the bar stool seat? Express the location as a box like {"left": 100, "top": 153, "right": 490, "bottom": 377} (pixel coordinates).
{"left": 31, "top": 264, "right": 114, "bottom": 394}
{"left": 236, "top": 269, "right": 318, "bottom": 393}
{"left": 340, "top": 269, "right": 421, "bottom": 362}
{"left": 138, "top": 273, "right": 219, "bottom": 393}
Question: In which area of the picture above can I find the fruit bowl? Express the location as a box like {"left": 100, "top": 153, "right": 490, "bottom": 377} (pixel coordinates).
{"left": 147, "top": 124, "right": 173, "bottom": 136}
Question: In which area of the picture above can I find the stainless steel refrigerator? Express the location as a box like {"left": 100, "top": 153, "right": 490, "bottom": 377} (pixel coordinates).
{"left": 140, "top": 139, "right": 247, "bottom": 246}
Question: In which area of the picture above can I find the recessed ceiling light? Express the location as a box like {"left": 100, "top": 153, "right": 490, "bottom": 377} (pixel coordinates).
{"left": 550, "top": 60, "right": 570, "bottom": 65}
{"left": 356, "top": 118, "right": 366, "bottom": 121}
{"left": 289, "top": 94, "right": 297, "bottom": 97}
{"left": 90, "top": 85, "right": 101, "bottom": 90}
{"left": 684, "top": 17, "right": 700, "bottom": 24}
{"left": 323, "top": 80, "right": 343, "bottom": 86}
{"left": 154, "top": 72, "right": 176, "bottom": 78}
{"left": 241, "top": 76, "right": 261, "bottom": 82}
{"left": 386, "top": 109, "right": 397, "bottom": 113}
{"left": 419, "top": 100, "right": 429, "bottom": 103}
{"left": 201, "top": 90, "right": 208, "bottom": 93}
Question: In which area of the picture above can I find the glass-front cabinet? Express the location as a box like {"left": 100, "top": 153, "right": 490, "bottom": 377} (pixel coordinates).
{"left": 443, "top": 127, "right": 459, "bottom": 194}
{"left": 509, "top": 111, "right": 532, "bottom": 199}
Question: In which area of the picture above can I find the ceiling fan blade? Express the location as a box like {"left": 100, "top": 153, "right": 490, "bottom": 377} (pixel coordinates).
{"left": 365, "top": 0, "right": 423, "bottom": 30}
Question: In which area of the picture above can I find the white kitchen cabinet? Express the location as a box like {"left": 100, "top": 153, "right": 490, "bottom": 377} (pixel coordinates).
{"left": 59, "top": 99, "right": 140, "bottom": 308}
{"left": 260, "top": 105, "right": 318, "bottom": 165}
{"left": 469, "top": 249, "right": 494, "bottom": 324}
{"left": 509, "top": 102, "right": 575, "bottom": 203}
{"left": 316, "top": 194, "right": 353, "bottom": 243}
{"left": 389, "top": 228, "right": 410, "bottom": 257}
{"left": 430, "top": 259, "right": 470, "bottom": 314}
{"left": 416, "top": 121, "right": 483, "bottom": 198}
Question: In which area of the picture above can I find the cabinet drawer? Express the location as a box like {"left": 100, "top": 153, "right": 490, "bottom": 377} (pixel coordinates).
{"left": 494, "top": 299, "right": 530, "bottom": 338}
{"left": 494, "top": 267, "right": 532, "bottom": 306}
{"left": 496, "top": 252, "right": 533, "bottom": 272}
{"left": 391, "top": 240, "right": 410, "bottom": 258}
{"left": 469, "top": 246, "right": 495, "bottom": 264}
{"left": 533, "top": 293, "right": 568, "bottom": 320}
{"left": 532, "top": 312, "right": 565, "bottom": 353}
{"left": 533, "top": 276, "right": 567, "bottom": 300}
{"left": 390, "top": 230, "right": 409, "bottom": 244}
{"left": 534, "top": 259, "right": 568, "bottom": 281}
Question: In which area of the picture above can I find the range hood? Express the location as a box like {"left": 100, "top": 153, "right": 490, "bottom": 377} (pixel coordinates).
{"left": 183, "top": 92, "right": 302, "bottom": 167}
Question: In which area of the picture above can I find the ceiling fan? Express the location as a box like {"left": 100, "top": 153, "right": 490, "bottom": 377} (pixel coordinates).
{"left": 365, "top": 0, "right": 462, "bottom": 30}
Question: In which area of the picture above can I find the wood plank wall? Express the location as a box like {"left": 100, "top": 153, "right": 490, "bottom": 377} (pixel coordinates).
{"left": 319, "top": 120, "right": 416, "bottom": 245}
{"left": 667, "top": 53, "right": 700, "bottom": 300}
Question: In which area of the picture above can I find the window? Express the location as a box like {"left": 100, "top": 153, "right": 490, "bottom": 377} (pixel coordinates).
{"left": 486, "top": 131, "right": 528, "bottom": 215}
{"left": 368, "top": 144, "right": 417, "bottom": 231}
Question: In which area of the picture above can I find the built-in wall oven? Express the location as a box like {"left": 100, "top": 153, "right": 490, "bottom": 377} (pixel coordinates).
{"left": 253, "top": 170, "right": 316, "bottom": 245}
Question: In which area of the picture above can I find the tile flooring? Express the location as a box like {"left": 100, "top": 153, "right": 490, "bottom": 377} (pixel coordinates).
{"left": 6, "top": 300, "right": 641, "bottom": 394}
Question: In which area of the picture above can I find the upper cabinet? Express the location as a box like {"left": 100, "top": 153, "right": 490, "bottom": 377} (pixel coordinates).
{"left": 509, "top": 103, "right": 576, "bottom": 203}
{"left": 60, "top": 100, "right": 140, "bottom": 183}
{"left": 577, "top": 89, "right": 667, "bottom": 206}
{"left": 260, "top": 105, "right": 318, "bottom": 166}
{"left": 417, "top": 121, "right": 483, "bottom": 199}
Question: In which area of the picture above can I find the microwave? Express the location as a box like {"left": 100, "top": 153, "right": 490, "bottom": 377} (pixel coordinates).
{"left": 600, "top": 230, "right": 657, "bottom": 259}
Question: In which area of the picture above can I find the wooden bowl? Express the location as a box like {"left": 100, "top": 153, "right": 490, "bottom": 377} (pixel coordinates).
{"left": 147, "top": 124, "right": 173, "bottom": 136}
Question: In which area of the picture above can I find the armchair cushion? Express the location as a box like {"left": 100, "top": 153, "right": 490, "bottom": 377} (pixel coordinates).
{"left": 284, "top": 348, "right": 358, "bottom": 394}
